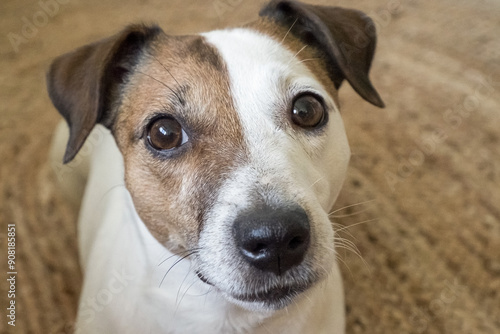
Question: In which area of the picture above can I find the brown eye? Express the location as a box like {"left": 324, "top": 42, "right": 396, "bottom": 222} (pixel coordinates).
{"left": 147, "top": 117, "right": 187, "bottom": 151}
{"left": 291, "top": 95, "right": 326, "bottom": 128}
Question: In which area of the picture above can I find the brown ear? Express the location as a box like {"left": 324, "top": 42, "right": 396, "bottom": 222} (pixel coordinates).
{"left": 260, "top": 0, "right": 385, "bottom": 108}
{"left": 46, "top": 24, "right": 162, "bottom": 163}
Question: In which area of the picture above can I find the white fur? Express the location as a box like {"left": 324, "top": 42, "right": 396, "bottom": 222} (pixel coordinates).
{"left": 54, "top": 28, "right": 349, "bottom": 333}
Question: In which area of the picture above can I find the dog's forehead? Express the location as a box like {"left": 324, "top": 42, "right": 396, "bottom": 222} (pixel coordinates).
{"left": 202, "top": 27, "right": 333, "bottom": 112}
{"left": 120, "top": 27, "right": 334, "bottom": 145}
{"left": 201, "top": 27, "right": 337, "bottom": 156}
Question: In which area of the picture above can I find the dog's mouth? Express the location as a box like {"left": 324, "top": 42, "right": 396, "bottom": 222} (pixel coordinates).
{"left": 197, "top": 270, "right": 313, "bottom": 308}
{"left": 230, "top": 282, "right": 311, "bottom": 306}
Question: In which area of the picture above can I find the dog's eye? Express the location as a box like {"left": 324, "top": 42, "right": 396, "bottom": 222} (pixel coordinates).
{"left": 291, "top": 95, "right": 326, "bottom": 128}
{"left": 147, "top": 117, "right": 188, "bottom": 151}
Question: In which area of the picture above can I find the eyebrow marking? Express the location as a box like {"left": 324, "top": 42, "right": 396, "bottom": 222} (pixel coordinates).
{"left": 136, "top": 70, "right": 185, "bottom": 106}
{"left": 146, "top": 51, "right": 185, "bottom": 106}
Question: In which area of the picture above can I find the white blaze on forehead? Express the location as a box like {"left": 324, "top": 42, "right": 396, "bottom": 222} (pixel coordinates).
{"left": 202, "top": 28, "right": 347, "bottom": 207}
{"left": 202, "top": 28, "right": 334, "bottom": 150}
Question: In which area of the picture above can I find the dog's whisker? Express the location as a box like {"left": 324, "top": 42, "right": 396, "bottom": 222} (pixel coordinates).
{"left": 295, "top": 45, "right": 307, "bottom": 57}
{"left": 280, "top": 17, "right": 298, "bottom": 44}
{"left": 203, "top": 285, "right": 214, "bottom": 308}
{"left": 197, "top": 285, "right": 213, "bottom": 298}
{"left": 316, "top": 262, "right": 331, "bottom": 280}
{"left": 332, "top": 223, "right": 357, "bottom": 241}
{"left": 146, "top": 51, "right": 181, "bottom": 86}
{"left": 309, "top": 176, "right": 325, "bottom": 189}
{"left": 335, "top": 253, "right": 354, "bottom": 277}
{"left": 175, "top": 273, "right": 199, "bottom": 317}
{"left": 324, "top": 244, "right": 358, "bottom": 275}
{"left": 145, "top": 52, "right": 185, "bottom": 105}
{"left": 334, "top": 234, "right": 364, "bottom": 260}
{"left": 159, "top": 250, "right": 198, "bottom": 288}
{"left": 329, "top": 199, "right": 376, "bottom": 216}
{"left": 136, "top": 70, "right": 183, "bottom": 103}
{"left": 288, "top": 176, "right": 323, "bottom": 203}
{"left": 335, "top": 245, "right": 348, "bottom": 264}
{"left": 175, "top": 260, "right": 194, "bottom": 304}
{"left": 326, "top": 240, "right": 366, "bottom": 269}
{"left": 184, "top": 281, "right": 212, "bottom": 298}
{"left": 304, "top": 293, "right": 314, "bottom": 304}
{"left": 178, "top": 278, "right": 201, "bottom": 304}
{"left": 287, "top": 45, "right": 307, "bottom": 67}
{"left": 157, "top": 248, "right": 201, "bottom": 267}
{"left": 334, "top": 237, "right": 359, "bottom": 252}
{"left": 288, "top": 55, "right": 319, "bottom": 68}
{"left": 329, "top": 208, "right": 369, "bottom": 218}
{"left": 334, "top": 239, "right": 371, "bottom": 271}
{"left": 334, "top": 218, "right": 379, "bottom": 233}
{"left": 333, "top": 242, "right": 361, "bottom": 258}
{"left": 322, "top": 244, "right": 336, "bottom": 254}
{"left": 298, "top": 57, "right": 320, "bottom": 64}
{"left": 333, "top": 237, "right": 359, "bottom": 253}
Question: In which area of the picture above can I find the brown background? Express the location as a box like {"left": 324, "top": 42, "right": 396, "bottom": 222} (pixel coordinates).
{"left": 1, "top": 0, "right": 499, "bottom": 333}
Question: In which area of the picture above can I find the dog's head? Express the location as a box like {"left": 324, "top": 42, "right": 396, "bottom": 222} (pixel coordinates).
{"left": 47, "top": 1, "right": 383, "bottom": 311}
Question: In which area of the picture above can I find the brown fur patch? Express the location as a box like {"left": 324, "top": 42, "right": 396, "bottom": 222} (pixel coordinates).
{"left": 112, "top": 34, "right": 247, "bottom": 251}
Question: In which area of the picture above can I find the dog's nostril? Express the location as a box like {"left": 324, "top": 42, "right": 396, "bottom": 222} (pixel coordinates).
{"left": 288, "top": 236, "right": 303, "bottom": 250}
{"left": 252, "top": 243, "right": 267, "bottom": 254}
{"left": 233, "top": 206, "right": 310, "bottom": 276}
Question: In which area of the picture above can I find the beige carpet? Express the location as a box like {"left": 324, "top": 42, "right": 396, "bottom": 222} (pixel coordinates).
{"left": 1, "top": 0, "right": 499, "bottom": 333}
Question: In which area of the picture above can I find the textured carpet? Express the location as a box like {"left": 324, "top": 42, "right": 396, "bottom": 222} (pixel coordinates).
{"left": 1, "top": 0, "right": 499, "bottom": 333}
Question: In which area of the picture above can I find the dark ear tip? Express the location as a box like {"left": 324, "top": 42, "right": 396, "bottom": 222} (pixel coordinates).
{"left": 373, "top": 95, "right": 385, "bottom": 108}
{"left": 259, "top": 0, "right": 292, "bottom": 17}
{"left": 62, "top": 149, "right": 76, "bottom": 164}
{"left": 62, "top": 131, "right": 81, "bottom": 164}
{"left": 122, "top": 23, "right": 163, "bottom": 40}
{"left": 365, "top": 90, "right": 385, "bottom": 108}
{"left": 351, "top": 75, "right": 385, "bottom": 108}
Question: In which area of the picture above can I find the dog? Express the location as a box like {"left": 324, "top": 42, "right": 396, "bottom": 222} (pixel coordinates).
{"left": 47, "top": 1, "right": 384, "bottom": 333}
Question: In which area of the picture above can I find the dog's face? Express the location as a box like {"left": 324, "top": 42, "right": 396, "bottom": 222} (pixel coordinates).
{"left": 47, "top": 1, "right": 383, "bottom": 311}
{"left": 116, "top": 28, "right": 352, "bottom": 309}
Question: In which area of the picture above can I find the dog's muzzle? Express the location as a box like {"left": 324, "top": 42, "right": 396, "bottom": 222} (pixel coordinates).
{"left": 232, "top": 205, "right": 310, "bottom": 276}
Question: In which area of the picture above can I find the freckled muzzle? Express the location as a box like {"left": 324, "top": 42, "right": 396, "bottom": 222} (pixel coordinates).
{"left": 232, "top": 205, "right": 310, "bottom": 276}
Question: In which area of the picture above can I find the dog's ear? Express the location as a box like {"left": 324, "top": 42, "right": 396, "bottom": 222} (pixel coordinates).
{"left": 260, "top": 0, "right": 385, "bottom": 108}
{"left": 47, "top": 24, "right": 162, "bottom": 163}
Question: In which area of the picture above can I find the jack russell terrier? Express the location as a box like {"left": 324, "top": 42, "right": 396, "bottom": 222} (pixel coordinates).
{"left": 47, "top": 1, "right": 384, "bottom": 333}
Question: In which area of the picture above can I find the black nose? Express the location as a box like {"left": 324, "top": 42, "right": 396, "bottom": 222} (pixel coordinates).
{"left": 232, "top": 206, "right": 310, "bottom": 276}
